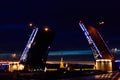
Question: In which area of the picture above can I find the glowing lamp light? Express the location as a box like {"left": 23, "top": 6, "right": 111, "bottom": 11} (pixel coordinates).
{"left": 29, "top": 23, "right": 33, "bottom": 27}
{"left": 28, "top": 23, "right": 36, "bottom": 28}
{"left": 44, "top": 27, "right": 49, "bottom": 31}
{"left": 19, "top": 64, "right": 24, "bottom": 70}
{"left": 13, "top": 65, "right": 17, "bottom": 69}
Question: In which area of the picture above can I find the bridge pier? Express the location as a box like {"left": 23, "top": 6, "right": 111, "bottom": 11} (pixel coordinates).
{"left": 95, "top": 59, "right": 113, "bottom": 72}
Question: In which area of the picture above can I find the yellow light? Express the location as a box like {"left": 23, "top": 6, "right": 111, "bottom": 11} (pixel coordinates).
{"left": 19, "top": 64, "right": 24, "bottom": 70}
{"left": 96, "top": 59, "right": 111, "bottom": 62}
{"left": 44, "top": 27, "right": 49, "bottom": 31}
{"left": 29, "top": 23, "right": 33, "bottom": 27}
{"left": 13, "top": 65, "right": 17, "bottom": 69}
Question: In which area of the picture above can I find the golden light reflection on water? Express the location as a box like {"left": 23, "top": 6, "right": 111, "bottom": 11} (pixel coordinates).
{"left": 95, "top": 73, "right": 112, "bottom": 79}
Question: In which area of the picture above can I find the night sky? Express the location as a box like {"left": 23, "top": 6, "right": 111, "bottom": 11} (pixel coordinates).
{"left": 0, "top": 0, "right": 120, "bottom": 53}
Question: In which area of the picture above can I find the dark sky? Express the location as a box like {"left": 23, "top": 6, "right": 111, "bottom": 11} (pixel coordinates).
{"left": 0, "top": 0, "right": 120, "bottom": 53}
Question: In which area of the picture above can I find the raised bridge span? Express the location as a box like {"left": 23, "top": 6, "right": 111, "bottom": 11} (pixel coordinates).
{"left": 20, "top": 27, "right": 55, "bottom": 71}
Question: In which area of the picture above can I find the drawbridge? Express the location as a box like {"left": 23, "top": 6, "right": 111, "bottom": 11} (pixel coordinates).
{"left": 79, "top": 21, "right": 114, "bottom": 72}
{"left": 79, "top": 21, "right": 114, "bottom": 60}
{"left": 20, "top": 27, "right": 55, "bottom": 71}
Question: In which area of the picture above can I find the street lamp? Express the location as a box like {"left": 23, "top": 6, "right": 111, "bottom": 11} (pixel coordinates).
{"left": 28, "top": 22, "right": 36, "bottom": 28}
{"left": 29, "top": 23, "right": 33, "bottom": 27}
{"left": 44, "top": 27, "right": 49, "bottom": 31}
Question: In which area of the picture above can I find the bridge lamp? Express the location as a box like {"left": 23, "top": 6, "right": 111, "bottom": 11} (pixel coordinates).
{"left": 44, "top": 27, "right": 49, "bottom": 31}
{"left": 29, "top": 22, "right": 36, "bottom": 28}
{"left": 29, "top": 23, "right": 33, "bottom": 27}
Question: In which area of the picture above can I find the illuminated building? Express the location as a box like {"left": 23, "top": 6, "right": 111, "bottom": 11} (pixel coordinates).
{"left": 95, "top": 59, "right": 112, "bottom": 72}
{"left": 9, "top": 62, "right": 24, "bottom": 72}
{"left": 0, "top": 61, "right": 24, "bottom": 72}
